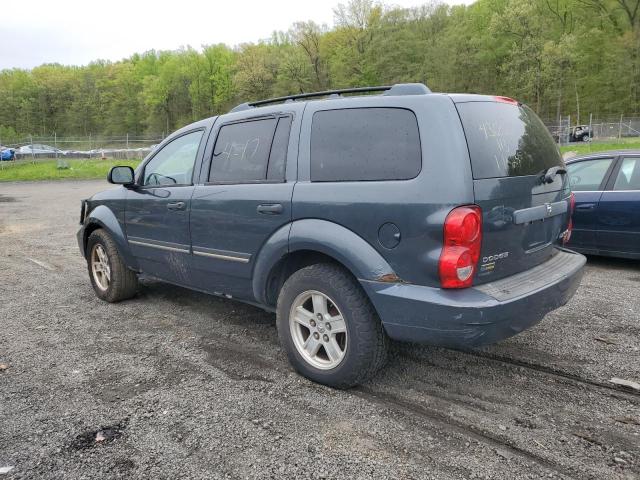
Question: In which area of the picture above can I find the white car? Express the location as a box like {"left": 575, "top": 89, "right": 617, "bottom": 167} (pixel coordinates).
{"left": 17, "top": 144, "right": 68, "bottom": 155}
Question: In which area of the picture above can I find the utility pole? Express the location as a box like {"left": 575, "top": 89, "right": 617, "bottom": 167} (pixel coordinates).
{"left": 574, "top": 81, "right": 580, "bottom": 126}
{"left": 618, "top": 114, "right": 624, "bottom": 140}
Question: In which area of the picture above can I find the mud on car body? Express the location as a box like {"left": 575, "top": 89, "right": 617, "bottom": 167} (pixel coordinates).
{"left": 78, "top": 83, "right": 585, "bottom": 388}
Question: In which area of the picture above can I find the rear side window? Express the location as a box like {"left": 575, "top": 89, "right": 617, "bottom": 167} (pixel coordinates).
{"left": 267, "top": 116, "right": 292, "bottom": 181}
{"left": 310, "top": 108, "right": 421, "bottom": 182}
{"left": 613, "top": 157, "right": 640, "bottom": 191}
{"left": 567, "top": 158, "right": 613, "bottom": 191}
{"left": 457, "top": 102, "right": 563, "bottom": 179}
{"left": 210, "top": 117, "right": 287, "bottom": 183}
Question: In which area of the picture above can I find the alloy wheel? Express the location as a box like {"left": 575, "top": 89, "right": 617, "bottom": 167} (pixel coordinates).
{"left": 90, "top": 244, "right": 111, "bottom": 291}
{"left": 289, "top": 290, "right": 348, "bottom": 370}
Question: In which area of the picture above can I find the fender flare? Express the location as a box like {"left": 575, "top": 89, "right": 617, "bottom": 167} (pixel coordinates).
{"left": 252, "top": 219, "right": 395, "bottom": 304}
{"left": 251, "top": 223, "right": 291, "bottom": 304}
{"left": 83, "top": 205, "right": 139, "bottom": 270}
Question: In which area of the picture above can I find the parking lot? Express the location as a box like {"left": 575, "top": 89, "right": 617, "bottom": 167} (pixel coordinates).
{"left": 0, "top": 180, "right": 638, "bottom": 479}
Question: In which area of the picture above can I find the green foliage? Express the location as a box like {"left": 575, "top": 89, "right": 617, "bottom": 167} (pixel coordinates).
{"left": 0, "top": 0, "right": 639, "bottom": 139}
{"left": 0, "top": 125, "right": 19, "bottom": 144}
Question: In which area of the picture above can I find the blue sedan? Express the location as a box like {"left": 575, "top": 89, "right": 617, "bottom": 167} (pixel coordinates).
{"left": 566, "top": 150, "right": 640, "bottom": 259}
{"left": 0, "top": 147, "right": 15, "bottom": 161}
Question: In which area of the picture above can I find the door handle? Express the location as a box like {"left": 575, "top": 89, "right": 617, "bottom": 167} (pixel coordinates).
{"left": 257, "top": 203, "right": 283, "bottom": 215}
{"left": 167, "top": 201, "right": 186, "bottom": 211}
{"left": 575, "top": 203, "right": 596, "bottom": 210}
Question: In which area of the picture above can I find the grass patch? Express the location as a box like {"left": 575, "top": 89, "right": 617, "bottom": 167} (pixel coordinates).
{"left": 560, "top": 138, "right": 640, "bottom": 155}
{"left": 0, "top": 158, "right": 141, "bottom": 182}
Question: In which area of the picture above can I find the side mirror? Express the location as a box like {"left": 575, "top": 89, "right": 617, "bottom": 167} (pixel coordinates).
{"left": 108, "top": 166, "right": 135, "bottom": 185}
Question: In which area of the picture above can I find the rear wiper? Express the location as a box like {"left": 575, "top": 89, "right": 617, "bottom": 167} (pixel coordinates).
{"left": 541, "top": 166, "right": 567, "bottom": 184}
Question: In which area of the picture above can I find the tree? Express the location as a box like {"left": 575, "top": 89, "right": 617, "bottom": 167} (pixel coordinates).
{"left": 0, "top": 0, "right": 638, "bottom": 138}
{"left": 289, "top": 22, "right": 329, "bottom": 90}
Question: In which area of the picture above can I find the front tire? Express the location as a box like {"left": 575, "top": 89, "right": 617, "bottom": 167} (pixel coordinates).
{"left": 276, "top": 263, "right": 388, "bottom": 388}
{"left": 86, "top": 229, "right": 138, "bottom": 302}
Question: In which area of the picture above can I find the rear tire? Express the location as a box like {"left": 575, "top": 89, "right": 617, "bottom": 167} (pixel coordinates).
{"left": 276, "top": 263, "right": 388, "bottom": 388}
{"left": 86, "top": 229, "right": 138, "bottom": 302}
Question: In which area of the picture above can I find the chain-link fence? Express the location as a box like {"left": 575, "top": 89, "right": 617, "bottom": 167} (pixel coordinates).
{"left": 544, "top": 115, "right": 640, "bottom": 146}
{"left": 0, "top": 134, "right": 165, "bottom": 161}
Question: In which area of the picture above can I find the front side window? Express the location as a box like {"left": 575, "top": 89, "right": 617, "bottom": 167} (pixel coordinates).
{"left": 310, "top": 108, "right": 421, "bottom": 182}
{"left": 567, "top": 158, "right": 613, "bottom": 191}
{"left": 613, "top": 157, "right": 640, "bottom": 191}
{"left": 143, "top": 130, "right": 203, "bottom": 186}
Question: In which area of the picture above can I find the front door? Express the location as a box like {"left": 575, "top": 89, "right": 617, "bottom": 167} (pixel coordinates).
{"left": 596, "top": 156, "right": 640, "bottom": 256}
{"left": 190, "top": 108, "right": 301, "bottom": 300}
{"left": 125, "top": 129, "right": 205, "bottom": 284}
{"left": 566, "top": 157, "right": 615, "bottom": 251}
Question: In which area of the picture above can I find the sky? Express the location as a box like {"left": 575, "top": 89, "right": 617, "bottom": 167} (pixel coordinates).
{"left": 0, "top": 0, "right": 474, "bottom": 70}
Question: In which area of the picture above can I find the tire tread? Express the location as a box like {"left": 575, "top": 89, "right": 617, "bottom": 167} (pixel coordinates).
{"left": 87, "top": 229, "right": 138, "bottom": 302}
{"left": 277, "top": 263, "right": 388, "bottom": 388}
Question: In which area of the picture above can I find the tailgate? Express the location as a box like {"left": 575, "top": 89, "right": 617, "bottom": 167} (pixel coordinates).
{"left": 473, "top": 175, "right": 570, "bottom": 282}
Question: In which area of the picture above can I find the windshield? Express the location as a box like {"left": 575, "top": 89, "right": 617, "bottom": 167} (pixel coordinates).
{"left": 456, "top": 101, "right": 563, "bottom": 179}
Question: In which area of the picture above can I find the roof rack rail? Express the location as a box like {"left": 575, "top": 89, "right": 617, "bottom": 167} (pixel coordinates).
{"left": 229, "top": 83, "right": 431, "bottom": 113}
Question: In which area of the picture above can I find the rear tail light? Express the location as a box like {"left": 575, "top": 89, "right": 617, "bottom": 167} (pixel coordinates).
{"left": 439, "top": 205, "right": 482, "bottom": 289}
{"left": 569, "top": 191, "right": 576, "bottom": 214}
{"left": 563, "top": 192, "right": 575, "bottom": 244}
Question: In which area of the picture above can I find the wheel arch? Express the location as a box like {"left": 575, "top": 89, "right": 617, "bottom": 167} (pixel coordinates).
{"left": 83, "top": 205, "right": 139, "bottom": 271}
{"left": 253, "top": 219, "right": 396, "bottom": 308}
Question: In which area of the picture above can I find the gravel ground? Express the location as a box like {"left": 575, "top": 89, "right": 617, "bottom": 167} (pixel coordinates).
{"left": 0, "top": 180, "right": 638, "bottom": 480}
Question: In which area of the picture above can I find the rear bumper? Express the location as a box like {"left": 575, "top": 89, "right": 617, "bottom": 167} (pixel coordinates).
{"left": 360, "top": 248, "right": 586, "bottom": 348}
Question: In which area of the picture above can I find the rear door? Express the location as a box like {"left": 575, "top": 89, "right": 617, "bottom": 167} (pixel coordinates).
{"left": 596, "top": 155, "right": 640, "bottom": 256}
{"left": 189, "top": 105, "right": 302, "bottom": 300}
{"left": 565, "top": 157, "right": 616, "bottom": 250}
{"left": 455, "top": 99, "right": 571, "bottom": 282}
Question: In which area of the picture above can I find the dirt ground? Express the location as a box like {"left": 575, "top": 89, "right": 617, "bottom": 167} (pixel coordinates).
{"left": 0, "top": 180, "right": 638, "bottom": 480}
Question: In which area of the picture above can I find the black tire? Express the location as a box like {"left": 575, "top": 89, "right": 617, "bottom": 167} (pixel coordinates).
{"left": 276, "top": 263, "right": 388, "bottom": 388}
{"left": 86, "top": 229, "right": 138, "bottom": 302}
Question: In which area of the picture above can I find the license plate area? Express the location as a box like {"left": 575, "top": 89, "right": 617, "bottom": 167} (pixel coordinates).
{"left": 523, "top": 218, "right": 554, "bottom": 253}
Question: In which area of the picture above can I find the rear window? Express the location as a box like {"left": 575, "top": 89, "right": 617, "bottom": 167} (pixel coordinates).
{"left": 310, "top": 108, "right": 421, "bottom": 182}
{"left": 456, "top": 102, "right": 563, "bottom": 179}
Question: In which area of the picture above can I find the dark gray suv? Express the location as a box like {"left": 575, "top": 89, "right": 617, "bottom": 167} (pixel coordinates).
{"left": 77, "top": 83, "right": 585, "bottom": 388}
